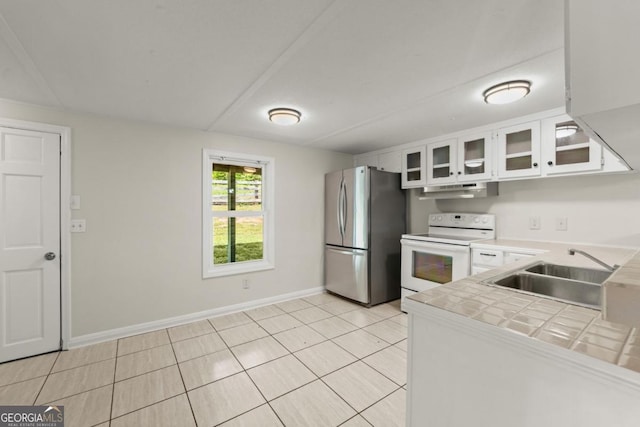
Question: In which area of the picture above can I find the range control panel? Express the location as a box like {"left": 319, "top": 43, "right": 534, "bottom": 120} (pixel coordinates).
{"left": 429, "top": 213, "right": 496, "bottom": 229}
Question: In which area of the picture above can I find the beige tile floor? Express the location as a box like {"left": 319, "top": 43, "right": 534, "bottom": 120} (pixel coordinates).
{"left": 0, "top": 293, "right": 407, "bottom": 427}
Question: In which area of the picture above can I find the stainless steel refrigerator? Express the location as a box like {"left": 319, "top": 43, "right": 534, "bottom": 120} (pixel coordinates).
{"left": 324, "top": 166, "right": 406, "bottom": 306}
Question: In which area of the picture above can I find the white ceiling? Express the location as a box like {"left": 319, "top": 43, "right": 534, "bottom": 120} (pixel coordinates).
{"left": 0, "top": 0, "right": 565, "bottom": 154}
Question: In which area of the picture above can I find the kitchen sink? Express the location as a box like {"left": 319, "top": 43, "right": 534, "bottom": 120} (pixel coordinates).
{"left": 483, "top": 259, "right": 611, "bottom": 309}
{"left": 524, "top": 261, "right": 612, "bottom": 284}
{"left": 489, "top": 272, "right": 601, "bottom": 309}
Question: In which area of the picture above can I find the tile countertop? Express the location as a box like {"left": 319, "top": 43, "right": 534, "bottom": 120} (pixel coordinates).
{"left": 407, "top": 240, "right": 640, "bottom": 374}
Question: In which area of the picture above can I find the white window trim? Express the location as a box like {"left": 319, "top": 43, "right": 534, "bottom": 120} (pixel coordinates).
{"left": 202, "top": 149, "right": 275, "bottom": 278}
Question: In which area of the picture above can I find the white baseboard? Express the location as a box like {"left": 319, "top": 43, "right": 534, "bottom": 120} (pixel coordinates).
{"left": 68, "top": 286, "right": 325, "bottom": 349}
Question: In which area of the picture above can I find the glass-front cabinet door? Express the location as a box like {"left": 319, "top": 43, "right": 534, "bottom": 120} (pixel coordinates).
{"left": 497, "top": 121, "right": 541, "bottom": 179}
{"left": 457, "top": 132, "right": 493, "bottom": 182}
{"left": 426, "top": 139, "right": 457, "bottom": 185}
{"left": 401, "top": 146, "right": 427, "bottom": 188}
{"left": 541, "top": 115, "right": 602, "bottom": 175}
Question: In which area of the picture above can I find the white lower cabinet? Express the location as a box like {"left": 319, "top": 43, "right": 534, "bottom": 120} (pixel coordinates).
{"left": 503, "top": 251, "right": 536, "bottom": 264}
{"left": 471, "top": 244, "right": 546, "bottom": 274}
{"left": 471, "top": 248, "right": 503, "bottom": 269}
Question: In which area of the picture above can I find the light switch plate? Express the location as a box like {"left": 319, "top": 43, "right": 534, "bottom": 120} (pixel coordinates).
{"left": 529, "top": 216, "right": 541, "bottom": 230}
{"left": 71, "top": 219, "right": 86, "bottom": 233}
{"left": 556, "top": 217, "right": 568, "bottom": 231}
{"left": 70, "top": 195, "right": 81, "bottom": 210}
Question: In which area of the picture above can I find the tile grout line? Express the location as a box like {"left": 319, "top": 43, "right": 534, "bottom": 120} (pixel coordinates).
{"left": 108, "top": 337, "right": 119, "bottom": 425}
{"left": 339, "top": 414, "right": 374, "bottom": 427}
{"left": 356, "top": 385, "right": 405, "bottom": 422}
{"left": 282, "top": 307, "right": 405, "bottom": 423}
{"left": 108, "top": 335, "right": 188, "bottom": 423}
{"left": 108, "top": 393, "right": 193, "bottom": 425}
{"left": 239, "top": 356, "right": 290, "bottom": 427}
{"left": 31, "top": 351, "right": 61, "bottom": 405}
{"left": 206, "top": 299, "right": 402, "bottom": 424}
{"left": 168, "top": 332, "right": 199, "bottom": 427}
{"left": 4, "top": 296, "right": 406, "bottom": 426}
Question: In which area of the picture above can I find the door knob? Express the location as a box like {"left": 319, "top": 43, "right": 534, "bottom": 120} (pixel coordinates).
{"left": 45, "top": 252, "right": 56, "bottom": 261}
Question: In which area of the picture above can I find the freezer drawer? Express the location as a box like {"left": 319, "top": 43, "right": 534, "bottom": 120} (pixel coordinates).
{"left": 324, "top": 246, "right": 369, "bottom": 304}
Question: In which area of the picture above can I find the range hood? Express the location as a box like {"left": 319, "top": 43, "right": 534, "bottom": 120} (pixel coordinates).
{"left": 418, "top": 182, "right": 498, "bottom": 200}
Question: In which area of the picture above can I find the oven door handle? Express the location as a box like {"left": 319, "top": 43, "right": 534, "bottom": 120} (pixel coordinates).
{"left": 401, "top": 239, "right": 471, "bottom": 253}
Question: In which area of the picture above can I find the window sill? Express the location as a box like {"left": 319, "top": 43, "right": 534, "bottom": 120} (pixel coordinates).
{"left": 203, "top": 260, "right": 274, "bottom": 279}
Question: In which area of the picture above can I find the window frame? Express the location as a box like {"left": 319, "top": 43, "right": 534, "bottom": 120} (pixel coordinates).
{"left": 202, "top": 149, "right": 275, "bottom": 278}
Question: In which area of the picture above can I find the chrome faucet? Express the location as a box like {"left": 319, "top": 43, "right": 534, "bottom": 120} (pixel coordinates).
{"left": 568, "top": 249, "right": 619, "bottom": 272}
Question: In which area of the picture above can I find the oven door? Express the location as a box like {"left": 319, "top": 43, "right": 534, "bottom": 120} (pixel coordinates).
{"left": 401, "top": 239, "right": 471, "bottom": 293}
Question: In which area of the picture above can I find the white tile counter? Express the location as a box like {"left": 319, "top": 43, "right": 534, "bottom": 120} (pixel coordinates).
{"left": 405, "top": 241, "right": 640, "bottom": 427}
{"left": 410, "top": 240, "right": 640, "bottom": 372}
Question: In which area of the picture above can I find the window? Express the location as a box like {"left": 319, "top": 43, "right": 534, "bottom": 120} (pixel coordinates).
{"left": 202, "top": 149, "right": 274, "bottom": 278}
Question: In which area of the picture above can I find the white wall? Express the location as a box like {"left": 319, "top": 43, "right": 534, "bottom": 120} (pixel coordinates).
{"left": 0, "top": 99, "right": 352, "bottom": 337}
{"left": 410, "top": 171, "right": 640, "bottom": 247}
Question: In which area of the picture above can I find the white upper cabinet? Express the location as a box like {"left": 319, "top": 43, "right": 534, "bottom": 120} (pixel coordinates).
{"left": 402, "top": 146, "right": 427, "bottom": 188}
{"left": 354, "top": 150, "right": 401, "bottom": 173}
{"left": 426, "top": 139, "right": 457, "bottom": 185}
{"left": 378, "top": 151, "right": 402, "bottom": 173}
{"left": 354, "top": 153, "right": 378, "bottom": 169}
{"left": 426, "top": 134, "right": 493, "bottom": 186}
{"left": 540, "top": 114, "right": 601, "bottom": 175}
{"left": 457, "top": 132, "right": 493, "bottom": 183}
{"left": 367, "top": 107, "right": 623, "bottom": 189}
{"left": 497, "top": 121, "right": 541, "bottom": 179}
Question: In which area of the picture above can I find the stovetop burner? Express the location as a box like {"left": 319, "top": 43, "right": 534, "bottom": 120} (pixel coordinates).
{"left": 402, "top": 213, "right": 496, "bottom": 246}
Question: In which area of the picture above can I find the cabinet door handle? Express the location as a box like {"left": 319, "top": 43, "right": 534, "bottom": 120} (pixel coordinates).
{"left": 480, "top": 253, "right": 497, "bottom": 257}
{"left": 548, "top": 161, "right": 553, "bottom": 166}
{"left": 533, "top": 162, "right": 538, "bottom": 167}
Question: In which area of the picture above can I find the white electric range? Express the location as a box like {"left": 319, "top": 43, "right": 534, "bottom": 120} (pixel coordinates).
{"left": 400, "top": 213, "right": 496, "bottom": 311}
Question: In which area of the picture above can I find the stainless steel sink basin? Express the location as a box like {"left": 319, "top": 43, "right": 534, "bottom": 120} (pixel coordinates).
{"left": 489, "top": 272, "right": 601, "bottom": 309}
{"left": 524, "top": 261, "right": 612, "bottom": 284}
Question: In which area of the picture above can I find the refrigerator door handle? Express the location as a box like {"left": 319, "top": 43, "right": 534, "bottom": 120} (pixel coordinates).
{"left": 336, "top": 179, "right": 343, "bottom": 240}
{"left": 341, "top": 179, "right": 348, "bottom": 238}
{"left": 338, "top": 179, "right": 346, "bottom": 239}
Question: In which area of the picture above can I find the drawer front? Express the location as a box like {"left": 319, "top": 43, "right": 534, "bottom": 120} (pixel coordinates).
{"left": 472, "top": 248, "right": 504, "bottom": 267}
{"left": 504, "top": 251, "right": 536, "bottom": 265}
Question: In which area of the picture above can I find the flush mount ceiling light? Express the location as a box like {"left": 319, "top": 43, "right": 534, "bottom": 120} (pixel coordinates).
{"left": 268, "top": 108, "right": 301, "bottom": 125}
{"left": 483, "top": 80, "right": 531, "bottom": 105}
{"left": 555, "top": 124, "right": 579, "bottom": 138}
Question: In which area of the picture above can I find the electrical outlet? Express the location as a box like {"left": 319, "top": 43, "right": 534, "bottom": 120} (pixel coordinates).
{"left": 242, "top": 279, "right": 250, "bottom": 289}
{"left": 529, "top": 216, "right": 541, "bottom": 230}
{"left": 556, "top": 217, "right": 568, "bottom": 231}
{"left": 70, "top": 219, "right": 86, "bottom": 233}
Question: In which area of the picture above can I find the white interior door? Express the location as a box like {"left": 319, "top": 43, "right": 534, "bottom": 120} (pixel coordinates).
{"left": 0, "top": 127, "right": 61, "bottom": 363}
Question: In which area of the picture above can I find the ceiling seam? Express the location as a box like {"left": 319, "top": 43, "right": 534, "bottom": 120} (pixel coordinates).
{"left": 205, "top": 0, "right": 350, "bottom": 132}
{"left": 305, "top": 46, "right": 565, "bottom": 148}
{"left": 0, "top": 12, "right": 62, "bottom": 107}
